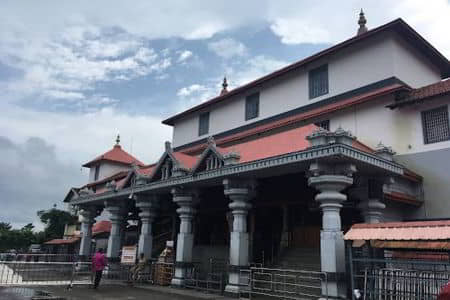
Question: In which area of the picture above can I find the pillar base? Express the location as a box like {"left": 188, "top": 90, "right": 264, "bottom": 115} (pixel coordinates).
{"left": 224, "top": 283, "right": 246, "bottom": 297}
{"left": 171, "top": 277, "right": 185, "bottom": 287}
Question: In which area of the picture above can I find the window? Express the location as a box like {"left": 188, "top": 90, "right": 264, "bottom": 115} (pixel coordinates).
{"left": 245, "top": 93, "right": 260, "bottom": 120}
{"left": 314, "top": 120, "right": 330, "bottom": 131}
{"left": 422, "top": 106, "right": 450, "bottom": 144}
{"left": 94, "top": 165, "right": 100, "bottom": 181}
{"left": 198, "top": 112, "right": 210, "bottom": 136}
{"left": 309, "top": 64, "right": 328, "bottom": 99}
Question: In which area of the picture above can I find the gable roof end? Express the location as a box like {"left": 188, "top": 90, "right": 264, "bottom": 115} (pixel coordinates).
{"left": 162, "top": 18, "right": 450, "bottom": 126}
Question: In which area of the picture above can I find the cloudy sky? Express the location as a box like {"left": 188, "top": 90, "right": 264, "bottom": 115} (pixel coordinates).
{"left": 1, "top": 0, "right": 449, "bottom": 229}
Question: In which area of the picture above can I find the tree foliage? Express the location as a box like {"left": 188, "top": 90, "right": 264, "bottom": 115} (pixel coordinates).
{"left": 0, "top": 206, "right": 77, "bottom": 252}
{"left": 37, "top": 206, "right": 78, "bottom": 240}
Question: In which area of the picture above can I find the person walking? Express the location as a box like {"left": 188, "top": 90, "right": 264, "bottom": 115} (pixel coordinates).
{"left": 91, "top": 248, "right": 107, "bottom": 289}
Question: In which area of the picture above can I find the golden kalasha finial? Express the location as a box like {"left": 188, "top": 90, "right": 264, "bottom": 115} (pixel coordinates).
{"left": 220, "top": 77, "right": 229, "bottom": 95}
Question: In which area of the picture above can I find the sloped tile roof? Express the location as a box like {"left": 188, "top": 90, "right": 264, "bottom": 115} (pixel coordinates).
{"left": 388, "top": 79, "right": 450, "bottom": 108}
{"left": 172, "top": 152, "right": 198, "bottom": 169}
{"left": 344, "top": 220, "right": 450, "bottom": 241}
{"left": 83, "top": 145, "right": 144, "bottom": 167}
{"left": 136, "top": 164, "right": 156, "bottom": 175}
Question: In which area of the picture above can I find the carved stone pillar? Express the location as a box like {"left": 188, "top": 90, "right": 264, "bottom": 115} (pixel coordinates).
{"left": 223, "top": 178, "right": 254, "bottom": 295}
{"left": 78, "top": 207, "right": 96, "bottom": 258}
{"left": 104, "top": 201, "right": 126, "bottom": 260}
{"left": 280, "top": 204, "right": 290, "bottom": 251}
{"left": 308, "top": 162, "right": 356, "bottom": 299}
{"left": 359, "top": 179, "right": 386, "bottom": 224}
{"left": 136, "top": 195, "right": 159, "bottom": 259}
{"left": 171, "top": 188, "right": 197, "bottom": 286}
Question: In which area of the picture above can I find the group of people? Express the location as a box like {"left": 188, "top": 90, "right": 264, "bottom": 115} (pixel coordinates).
{"left": 91, "top": 248, "right": 148, "bottom": 289}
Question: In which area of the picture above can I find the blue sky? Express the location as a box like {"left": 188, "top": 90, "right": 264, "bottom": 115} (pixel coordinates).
{"left": 1, "top": 0, "right": 449, "bottom": 229}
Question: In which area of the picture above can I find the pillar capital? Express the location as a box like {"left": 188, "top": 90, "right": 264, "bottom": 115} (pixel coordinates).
{"left": 136, "top": 195, "right": 159, "bottom": 222}
{"left": 358, "top": 198, "right": 386, "bottom": 223}
{"left": 78, "top": 206, "right": 96, "bottom": 223}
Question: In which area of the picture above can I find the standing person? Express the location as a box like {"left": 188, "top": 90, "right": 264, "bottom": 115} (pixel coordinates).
{"left": 92, "top": 248, "right": 107, "bottom": 289}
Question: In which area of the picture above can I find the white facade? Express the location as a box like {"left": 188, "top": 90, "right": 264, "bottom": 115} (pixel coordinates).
{"left": 172, "top": 32, "right": 441, "bottom": 148}
{"left": 88, "top": 162, "right": 130, "bottom": 183}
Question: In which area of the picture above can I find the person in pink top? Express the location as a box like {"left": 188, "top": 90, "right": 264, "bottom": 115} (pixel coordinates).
{"left": 91, "top": 248, "right": 107, "bottom": 289}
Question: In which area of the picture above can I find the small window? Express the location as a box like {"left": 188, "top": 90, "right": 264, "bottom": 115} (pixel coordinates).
{"left": 198, "top": 112, "right": 210, "bottom": 136}
{"left": 94, "top": 165, "right": 100, "bottom": 181}
{"left": 245, "top": 93, "right": 260, "bottom": 120}
{"left": 314, "top": 120, "right": 330, "bottom": 131}
{"left": 309, "top": 65, "right": 328, "bottom": 99}
{"left": 422, "top": 106, "right": 450, "bottom": 144}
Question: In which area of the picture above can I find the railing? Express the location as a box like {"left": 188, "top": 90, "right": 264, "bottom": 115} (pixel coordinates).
{"left": 241, "top": 267, "right": 327, "bottom": 300}
{"left": 0, "top": 253, "right": 82, "bottom": 263}
{"left": 183, "top": 259, "right": 227, "bottom": 294}
{"left": 351, "top": 257, "right": 450, "bottom": 300}
{"left": 0, "top": 261, "right": 92, "bottom": 286}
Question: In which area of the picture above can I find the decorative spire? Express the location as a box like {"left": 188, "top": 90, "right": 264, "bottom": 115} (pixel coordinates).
{"left": 115, "top": 134, "right": 121, "bottom": 146}
{"left": 220, "top": 77, "right": 228, "bottom": 95}
{"left": 357, "top": 9, "right": 368, "bottom": 35}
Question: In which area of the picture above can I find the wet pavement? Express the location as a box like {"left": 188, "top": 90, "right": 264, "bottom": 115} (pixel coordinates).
{"left": 0, "top": 284, "right": 235, "bottom": 300}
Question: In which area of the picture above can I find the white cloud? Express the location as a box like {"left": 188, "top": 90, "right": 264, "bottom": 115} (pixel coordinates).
{"left": 0, "top": 101, "right": 171, "bottom": 166}
{"left": 270, "top": 19, "right": 331, "bottom": 44}
{"left": 208, "top": 38, "right": 248, "bottom": 59}
{"left": 178, "top": 50, "right": 193, "bottom": 63}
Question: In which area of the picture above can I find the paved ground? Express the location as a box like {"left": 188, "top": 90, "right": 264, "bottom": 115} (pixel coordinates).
{"left": 0, "top": 284, "right": 236, "bottom": 300}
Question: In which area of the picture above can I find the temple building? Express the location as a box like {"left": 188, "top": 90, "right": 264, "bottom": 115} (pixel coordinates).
{"left": 63, "top": 13, "right": 450, "bottom": 299}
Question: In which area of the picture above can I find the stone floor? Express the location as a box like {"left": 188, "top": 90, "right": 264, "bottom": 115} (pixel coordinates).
{"left": 0, "top": 284, "right": 237, "bottom": 300}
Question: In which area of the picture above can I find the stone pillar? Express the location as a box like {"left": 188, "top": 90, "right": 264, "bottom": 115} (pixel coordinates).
{"left": 358, "top": 198, "right": 385, "bottom": 224}
{"left": 136, "top": 195, "right": 159, "bottom": 259}
{"left": 280, "top": 204, "right": 290, "bottom": 251}
{"left": 171, "top": 188, "right": 197, "bottom": 286}
{"left": 358, "top": 179, "right": 386, "bottom": 224}
{"left": 78, "top": 207, "right": 95, "bottom": 258}
{"left": 223, "top": 178, "right": 253, "bottom": 295}
{"left": 308, "top": 162, "right": 356, "bottom": 299}
{"left": 105, "top": 201, "right": 126, "bottom": 260}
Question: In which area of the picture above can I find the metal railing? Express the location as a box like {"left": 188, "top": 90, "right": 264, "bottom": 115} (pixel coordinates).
{"left": 351, "top": 257, "right": 450, "bottom": 300}
{"left": 241, "top": 266, "right": 327, "bottom": 300}
{"left": 183, "top": 259, "right": 226, "bottom": 293}
{"left": 0, "top": 253, "right": 82, "bottom": 263}
{"left": 0, "top": 261, "right": 92, "bottom": 286}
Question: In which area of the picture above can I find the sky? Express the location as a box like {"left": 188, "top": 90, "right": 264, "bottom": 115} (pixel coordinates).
{"left": 1, "top": 0, "right": 449, "bottom": 230}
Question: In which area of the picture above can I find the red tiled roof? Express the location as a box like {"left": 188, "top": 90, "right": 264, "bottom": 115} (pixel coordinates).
{"left": 217, "top": 124, "right": 316, "bottom": 163}
{"left": 44, "top": 237, "right": 79, "bottom": 245}
{"left": 136, "top": 164, "right": 156, "bottom": 175}
{"left": 84, "top": 170, "right": 129, "bottom": 188}
{"left": 173, "top": 152, "right": 198, "bottom": 169}
{"left": 388, "top": 79, "right": 450, "bottom": 108}
{"left": 83, "top": 145, "right": 144, "bottom": 167}
{"left": 92, "top": 220, "right": 111, "bottom": 233}
{"left": 180, "top": 83, "right": 405, "bottom": 155}
{"left": 384, "top": 191, "right": 421, "bottom": 206}
{"left": 344, "top": 220, "right": 450, "bottom": 241}
{"left": 163, "top": 18, "right": 450, "bottom": 126}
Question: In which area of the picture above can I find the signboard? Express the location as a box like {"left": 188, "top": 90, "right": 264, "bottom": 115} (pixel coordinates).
{"left": 120, "top": 245, "right": 137, "bottom": 265}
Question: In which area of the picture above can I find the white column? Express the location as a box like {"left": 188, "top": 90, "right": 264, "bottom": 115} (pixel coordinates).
{"left": 105, "top": 202, "right": 126, "bottom": 260}
{"left": 308, "top": 163, "right": 356, "bottom": 299}
{"left": 136, "top": 195, "right": 159, "bottom": 259}
{"left": 171, "top": 188, "right": 196, "bottom": 286}
{"left": 78, "top": 207, "right": 95, "bottom": 258}
{"left": 223, "top": 179, "right": 252, "bottom": 295}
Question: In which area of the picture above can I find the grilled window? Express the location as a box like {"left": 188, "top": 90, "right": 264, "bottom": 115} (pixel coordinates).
{"left": 161, "top": 160, "right": 172, "bottom": 180}
{"left": 314, "top": 120, "right": 330, "bottom": 131}
{"left": 205, "top": 155, "right": 223, "bottom": 170}
{"left": 422, "top": 106, "right": 450, "bottom": 144}
{"left": 94, "top": 165, "right": 100, "bottom": 181}
{"left": 245, "top": 93, "right": 260, "bottom": 120}
{"left": 198, "top": 112, "right": 210, "bottom": 136}
{"left": 309, "top": 65, "right": 328, "bottom": 99}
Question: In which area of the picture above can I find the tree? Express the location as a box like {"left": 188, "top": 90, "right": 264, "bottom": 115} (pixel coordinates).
{"left": 37, "top": 206, "right": 78, "bottom": 240}
{"left": 0, "top": 222, "right": 12, "bottom": 232}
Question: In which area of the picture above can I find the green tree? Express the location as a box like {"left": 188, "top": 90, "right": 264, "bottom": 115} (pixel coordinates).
{"left": 0, "top": 222, "right": 12, "bottom": 232}
{"left": 37, "top": 205, "right": 77, "bottom": 240}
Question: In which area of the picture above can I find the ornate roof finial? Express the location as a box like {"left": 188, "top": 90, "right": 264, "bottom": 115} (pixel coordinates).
{"left": 115, "top": 134, "right": 120, "bottom": 146}
{"left": 207, "top": 136, "right": 216, "bottom": 146}
{"left": 220, "top": 77, "right": 228, "bottom": 95}
{"left": 357, "top": 9, "right": 368, "bottom": 35}
{"left": 165, "top": 141, "right": 172, "bottom": 152}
